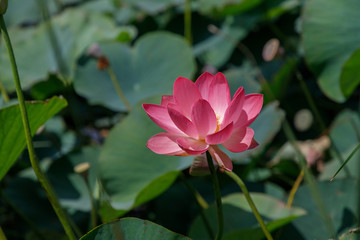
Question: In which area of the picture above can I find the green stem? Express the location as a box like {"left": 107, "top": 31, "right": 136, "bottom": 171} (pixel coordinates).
{"left": 88, "top": 183, "right": 98, "bottom": 228}
{"left": 235, "top": 41, "right": 336, "bottom": 238}
{"left": 287, "top": 170, "right": 304, "bottom": 208}
{"left": 349, "top": 119, "right": 360, "bottom": 227}
{"left": 37, "top": 0, "right": 70, "bottom": 84}
{"left": 295, "top": 71, "right": 351, "bottom": 177}
{"left": 0, "top": 16, "right": 76, "bottom": 240}
{"left": 179, "top": 173, "right": 214, "bottom": 239}
{"left": 225, "top": 171, "right": 273, "bottom": 240}
{"left": 330, "top": 143, "right": 360, "bottom": 181}
{"left": 205, "top": 151, "right": 223, "bottom": 240}
{"left": 283, "top": 121, "right": 336, "bottom": 238}
{"left": 0, "top": 81, "right": 9, "bottom": 103}
{"left": 180, "top": 173, "right": 208, "bottom": 209}
{"left": 80, "top": 171, "right": 98, "bottom": 229}
{"left": 184, "top": 0, "right": 192, "bottom": 45}
{"left": 295, "top": 71, "right": 326, "bottom": 130}
{"left": 107, "top": 66, "right": 132, "bottom": 112}
{"left": 0, "top": 225, "right": 7, "bottom": 240}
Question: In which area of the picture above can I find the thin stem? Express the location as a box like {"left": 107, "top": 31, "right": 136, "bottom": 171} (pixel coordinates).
{"left": 79, "top": 170, "right": 98, "bottom": 229}
{"left": 107, "top": 66, "right": 132, "bottom": 112}
{"left": 295, "top": 71, "right": 326, "bottom": 130}
{"left": 37, "top": 0, "right": 70, "bottom": 84}
{"left": 0, "top": 225, "right": 7, "bottom": 240}
{"left": 0, "top": 80, "right": 9, "bottom": 103}
{"left": 349, "top": 119, "right": 360, "bottom": 228}
{"left": 88, "top": 182, "right": 98, "bottom": 228}
{"left": 287, "top": 170, "right": 304, "bottom": 207}
{"left": 180, "top": 173, "right": 209, "bottom": 209}
{"left": 234, "top": 40, "right": 336, "bottom": 238}
{"left": 295, "top": 71, "right": 351, "bottom": 177}
{"left": 184, "top": 0, "right": 192, "bottom": 45}
{"left": 283, "top": 121, "right": 336, "bottom": 238}
{"left": 330, "top": 143, "right": 360, "bottom": 181}
{"left": 225, "top": 171, "right": 273, "bottom": 240}
{"left": 179, "top": 173, "right": 214, "bottom": 239}
{"left": 0, "top": 16, "right": 76, "bottom": 240}
{"left": 205, "top": 151, "right": 224, "bottom": 240}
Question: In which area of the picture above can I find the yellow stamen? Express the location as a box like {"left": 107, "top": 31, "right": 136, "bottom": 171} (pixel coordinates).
{"left": 215, "top": 113, "right": 223, "bottom": 132}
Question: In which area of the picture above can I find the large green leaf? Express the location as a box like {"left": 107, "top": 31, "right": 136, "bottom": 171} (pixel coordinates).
{"left": 74, "top": 31, "right": 196, "bottom": 112}
{"left": 224, "top": 63, "right": 261, "bottom": 95}
{"left": 98, "top": 99, "right": 192, "bottom": 216}
{"left": 3, "top": 0, "right": 58, "bottom": 27}
{"left": 189, "top": 193, "right": 306, "bottom": 240}
{"left": 0, "top": 8, "right": 134, "bottom": 90}
{"left": 279, "top": 179, "right": 359, "bottom": 239}
{"left": 0, "top": 96, "right": 67, "bottom": 181}
{"left": 151, "top": 178, "right": 286, "bottom": 234}
{"left": 193, "top": 17, "right": 247, "bottom": 68}
{"left": 122, "top": 0, "right": 181, "bottom": 14}
{"left": 80, "top": 218, "right": 191, "bottom": 240}
{"left": 302, "top": 0, "right": 360, "bottom": 102}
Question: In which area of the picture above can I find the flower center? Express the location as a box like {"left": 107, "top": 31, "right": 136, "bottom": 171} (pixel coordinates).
{"left": 215, "top": 113, "right": 223, "bottom": 132}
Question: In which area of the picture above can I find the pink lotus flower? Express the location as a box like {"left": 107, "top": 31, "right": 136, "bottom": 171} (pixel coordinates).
{"left": 143, "top": 72, "right": 263, "bottom": 171}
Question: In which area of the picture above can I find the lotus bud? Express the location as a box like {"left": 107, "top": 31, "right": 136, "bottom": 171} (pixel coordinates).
{"left": 0, "top": 0, "right": 8, "bottom": 15}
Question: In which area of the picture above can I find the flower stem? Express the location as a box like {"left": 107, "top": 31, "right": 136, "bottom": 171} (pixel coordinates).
{"left": 283, "top": 120, "right": 336, "bottom": 238}
{"left": 88, "top": 183, "right": 98, "bottom": 228}
{"left": 0, "top": 15, "right": 76, "bottom": 240}
{"left": 225, "top": 171, "right": 273, "bottom": 240}
{"left": 205, "top": 151, "right": 224, "bottom": 240}
{"left": 184, "top": 0, "right": 192, "bottom": 45}
{"left": 233, "top": 40, "right": 336, "bottom": 238}
{"left": 179, "top": 173, "right": 214, "bottom": 239}
{"left": 37, "top": 0, "right": 70, "bottom": 84}
{"left": 287, "top": 169, "right": 304, "bottom": 207}
{"left": 295, "top": 71, "right": 351, "bottom": 177}
{"left": 107, "top": 66, "right": 132, "bottom": 112}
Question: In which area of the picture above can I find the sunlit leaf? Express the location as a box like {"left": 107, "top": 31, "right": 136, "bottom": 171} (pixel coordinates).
{"left": 0, "top": 96, "right": 67, "bottom": 181}
{"left": 302, "top": 0, "right": 360, "bottom": 102}
{"left": 340, "top": 48, "right": 360, "bottom": 98}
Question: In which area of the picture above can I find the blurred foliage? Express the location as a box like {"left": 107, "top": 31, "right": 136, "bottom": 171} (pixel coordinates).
{"left": 0, "top": 0, "right": 359, "bottom": 239}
